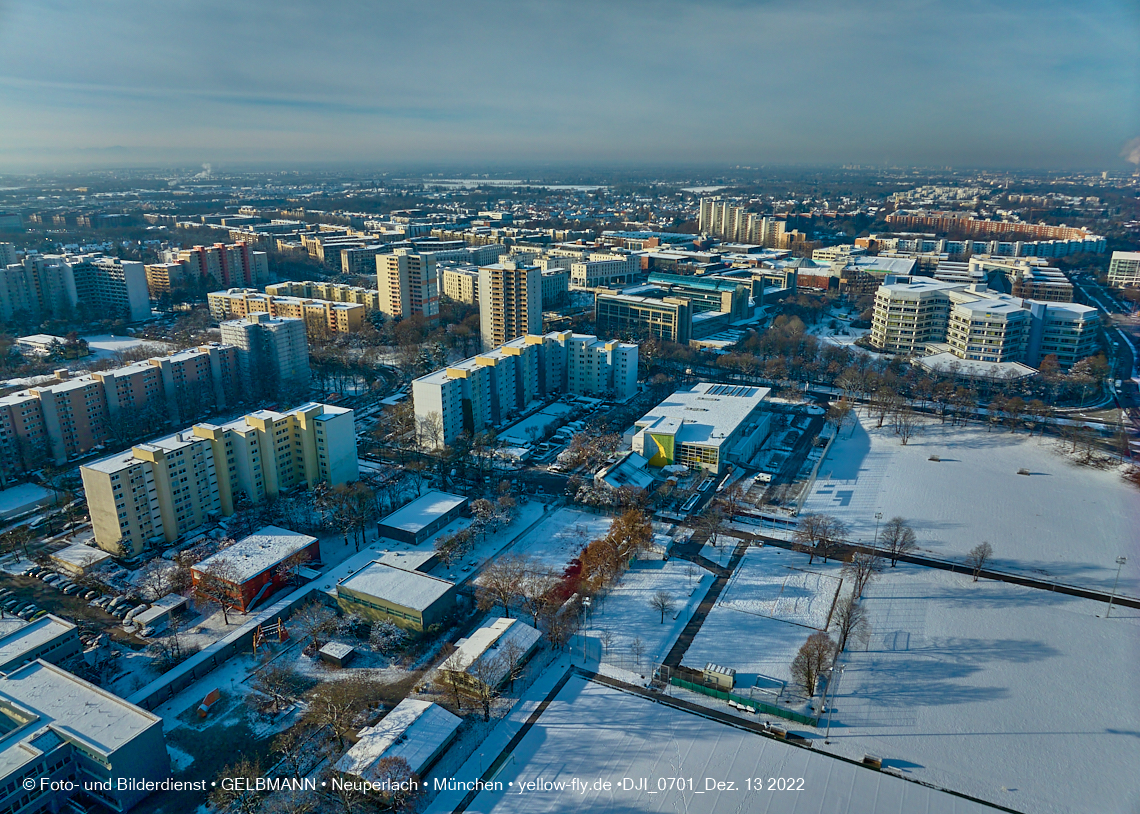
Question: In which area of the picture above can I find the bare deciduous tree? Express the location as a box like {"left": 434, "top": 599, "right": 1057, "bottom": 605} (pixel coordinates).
{"left": 194, "top": 557, "right": 242, "bottom": 625}
{"left": 879, "top": 516, "right": 917, "bottom": 566}
{"left": 650, "top": 591, "right": 676, "bottom": 624}
{"left": 794, "top": 514, "right": 847, "bottom": 564}
{"left": 832, "top": 594, "right": 869, "bottom": 653}
{"left": 966, "top": 541, "right": 994, "bottom": 582}
{"left": 290, "top": 600, "right": 337, "bottom": 648}
{"left": 843, "top": 551, "right": 884, "bottom": 599}
{"left": 630, "top": 636, "right": 645, "bottom": 669}
{"left": 790, "top": 631, "right": 835, "bottom": 697}
{"left": 476, "top": 554, "right": 528, "bottom": 617}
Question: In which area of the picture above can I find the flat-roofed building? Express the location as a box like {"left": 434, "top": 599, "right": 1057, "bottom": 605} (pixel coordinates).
{"left": 441, "top": 266, "right": 479, "bottom": 304}
{"left": 219, "top": 312, "right": 310, "bottom": 393}
{"left": 632, "top": 382, "right": 772, "bottom": 475}
{"left": 479, "top": 261, "right": 541, "bottom": 351}
{"left": 569, "top": 253, "right": 639, "bottom": 288}
{"left": 1108, "top": 250, "right": 1140, "bottom": 288}
{"left": 440, "top": 617, "right": 542, "bottom": 693}
{"left": 0, "top": 615, "right": 80, "bottom": 675}
{"left": 191, "top": 525, "right": 319, "bottom": 612}
{"left": 377, "top": 250, "right": 439, "bottom": 321}
{"left": 376, "top": 491, "right": 469, "bottom": 545}
{"left": 336, "top": 561, "right": 456, "bottom": 632}
{"left": 335, "top": 699, "right": 461, "bottom": 781}
{"left": 412, "top": 331, "right": 638, "bottom": 449}
{"left": 596, "top": 291, "right": 693, "bottom": 344}
{"left": 82, "top": 402, "right": 356, "bottom": 554}
{"left": 870, "top": 278, "right": 959, "bottom": 354}
{"left": 0, "top": 660, "right": 168, "bottom": 813}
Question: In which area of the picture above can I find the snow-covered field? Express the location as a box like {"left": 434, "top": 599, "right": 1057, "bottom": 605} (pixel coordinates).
{"left": 466, "top": 675, "right": 996, "bottom": 814}
{"left": 0, "top": 482, "right": 52, "bottom": 520}
{"left": 588, "top": 559, "right": 709, "bottom": 671}
{"left": 683, "top": 546, "right": 844, "bottom": 689}
{"left": 829, "top": 565, "right": 1140, "bottom": 814}
{"left": 801, "top": 414, "right": 1140, "bottom": 595}
{"left": 509, "top": 507, "right": 612, "bottom": 571}
{"left": 82, "top": 334, "right": 171, "bottom": 360}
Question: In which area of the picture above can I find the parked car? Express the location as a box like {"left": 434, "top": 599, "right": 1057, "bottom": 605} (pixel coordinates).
{"left": 139, "top": 626, "right": 156, "bottom": 638}
{"left": 2, "top": 599, "right": 21, "bottom": 611}
{"left": 111, "top": 606, "right": 130, "bottom": 619}
{"left": 82, "top": 590, "right": 98, "bottom": 601}
{"left": 30, "top": 610, "right": 47, "bottom": 622}
{"left": 41, "top": 573, "right": 60, "bottom": 583}
{"left": 63, "top": 584, "right": 82, "bottom": 595}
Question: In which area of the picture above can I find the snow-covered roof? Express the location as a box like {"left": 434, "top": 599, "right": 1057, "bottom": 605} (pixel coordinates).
{"left": 319, "top": 642, "right": 355, "bottom": 660}
{"left": 335, "top": 699, "right": 461, "bottom": 778}
{"left": 192, "top": 525, "right": 317, "bottom": 585}
{"left": 377, "top": 550, "right": 437, "bottom": 572}
{"left": 0, "top": 615, "right": 76, "bottom": 672}
{"left": 379, "top": 491, "right": 467, "bottom": 535}
{"left": 0, "top": 660, "right": 161, "bottom": 773}
{"left": 634, "top": 382, "right": 770, "bottom": 451}
{"left": 133, "top": 593, "right": 189, "bottom": 628}
{"left": 443, "top": 618, "right": 541, "bottom": 686}
{"left": 338, "top": 562, "right": 454, "bottom": 612}
{"left": 50, "top": 543, "right": 113, "bottom": 572}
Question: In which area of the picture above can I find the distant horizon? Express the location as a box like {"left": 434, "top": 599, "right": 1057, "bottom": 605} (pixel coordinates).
{"left": 1, "top": 0, "right": 1137, "bottom": 173}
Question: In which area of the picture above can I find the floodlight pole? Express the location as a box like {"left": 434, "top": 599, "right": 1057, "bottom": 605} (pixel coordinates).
{"left": 1107, "top": 557, "right": 1126, "bottom": 618}
{"left": 824, "top": 664, "right": 845, "bottom": 744}
{"left": 873, "top": 512, "right": 883, "bottom": 546}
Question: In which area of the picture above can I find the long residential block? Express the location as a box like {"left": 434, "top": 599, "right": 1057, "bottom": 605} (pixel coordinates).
{"left": 81, "top": 402, "right": 356, "bottom": 556}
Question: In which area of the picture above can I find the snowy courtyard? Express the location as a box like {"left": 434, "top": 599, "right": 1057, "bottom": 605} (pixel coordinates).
{"left": 466, "top": 675, "right": 996, "bottom": 814}
{"left": 682, "top": 546, "right": 845, "bottom": 691}
{"left": 508, "top": 507, "right": 612, "bottom": 571}
{"left": 828, "top": 565, "right": 1140, "bottom": 814}
{"left": 801, "top": 414, "right": 1140, "bottom": 595}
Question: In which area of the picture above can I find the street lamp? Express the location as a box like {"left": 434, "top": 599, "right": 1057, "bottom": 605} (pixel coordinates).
{"left": 1107, "top": 557, "right": 1127, "bottom": 618}
{"left": 874, "top": 512, "right": 883, "bottom": 545}
{"left": 824, "top": 664, "right": 845, "bottom": 744}
{"left": 581, "top": 597, "right": 592, "bottom": 663}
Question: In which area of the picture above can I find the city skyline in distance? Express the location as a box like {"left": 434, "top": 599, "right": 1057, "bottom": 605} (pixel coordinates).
{"left": 0, "top": 0, "right": 1137, "bottom": 172}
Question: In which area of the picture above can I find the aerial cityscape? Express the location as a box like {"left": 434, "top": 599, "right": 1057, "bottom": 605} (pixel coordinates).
{"left": 0, "top": 2, "right": 1137, "bottom": 814}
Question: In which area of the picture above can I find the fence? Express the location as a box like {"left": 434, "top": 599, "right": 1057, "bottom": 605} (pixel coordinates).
{"left": 668, "top": 676, "right": 819, "bottom": 727}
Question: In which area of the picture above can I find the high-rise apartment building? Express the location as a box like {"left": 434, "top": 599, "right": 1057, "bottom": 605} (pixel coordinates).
{"left": 1108, "top": 251, "right": 1140, "bottom": 288}
{"left": 441, "top": 266, "right": 480, "bottom": 304}
{"left": 166, "top": 242, "right": 268, "bottom": 288}
{"left": 209, "top": 288, "right": 364, "bottom": 337}
{"left": 377, "top": 250, "right": 439, "bottom": 321}
{"left": 0, "top": 344, "right": 241, "bottom": 472}
{"left": 266, "top": 280, "right": 382, "bottom": 312}
{"left": 82, "top": 403, "right": 356, "bottom": 555}
{"left": 412, "top": 331, "right": 637, "bottom": 449}
{"left": 478, "top": 261, "right": 542, "bottom": 351}
{"left": 0, "top": 242, "right": 16, "bottom": 266}
{"left": 698, "top": 198, "right": 786, "bottom": 247}
{"left": 0, "top": 254, "right": 79, "bottom": 322}
{"left": 219, "top": 313, "right": 310, "bottom": 394}
{"left": 69, "top": 255, "right": 151, "bottom": 322}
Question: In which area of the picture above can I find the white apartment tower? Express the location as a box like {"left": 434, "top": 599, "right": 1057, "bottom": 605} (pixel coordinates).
{"left": 219, "top": 313, "right": 310, "bottom": 393}
{"left": 478, "top": 261, "right": 542, "bottom": 352}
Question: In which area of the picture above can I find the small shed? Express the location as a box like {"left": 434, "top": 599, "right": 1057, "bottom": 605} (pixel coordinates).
{"left": 132, "top": 593, "right": 189, "bottom": 633}
{"left": 703, "top": 662, "right": 736, "bottom": 690}
{"left": 318, "top": 641, "right": 356, "bottom": 668}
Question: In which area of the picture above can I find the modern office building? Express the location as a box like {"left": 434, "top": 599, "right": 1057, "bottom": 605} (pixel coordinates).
{"left": 478, "top": 260, "right": 542, "bottom": 351}
{"left": 0, "top": 344, "right": 240, "bottom": 470}
{"left": 0, "top": 660, "right": 168, "bottom": 813}
{"left": 595, "top": 292, "right": 694, "bottom": 344}
{"left": 82, "top": 402, "right": 356, "bottom": 555}
{"left": 377, "top": 249, "right": 439, "bottom": 321}
{"left": 1108, "top": 251, "right": 1140, "bottom": 288}
{"left": 632, "top": 382, "right": 772, "bottom": 475}
{"left": 870, "top": 280, "right": 1099, "bottom": 367}
{"left": 412, "top": 331, "right": 637, "bottom": 449}
{"left": 967, "top": 256, "right": 1073, "bottom": 302}
{"left": 219, "top": 313, "right": 310, "bottom": 393}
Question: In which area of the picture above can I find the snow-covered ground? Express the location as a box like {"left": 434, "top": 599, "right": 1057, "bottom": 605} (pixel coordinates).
{"left": 683, "top": 546, "right": 844, "bottom": 690}
{"left": 827, "top": 564, "right": 1140, "bottom": 814}
{"left": 801, "top": 414, "right": 1140, "bottom": 595}
{"left": 0, "top": 482, "right": 53, "bottom": 520}
{"left": 508, "top": 507, "right": 612, "bottom": 571}
{"left": 82, "top": 334, "right": 171, "bottom": 360}
{"left": 465, "top": 675, "right": 996, "bottom": 814}
{"left": 587, "top": 559, "right": 710, "bottom": 671}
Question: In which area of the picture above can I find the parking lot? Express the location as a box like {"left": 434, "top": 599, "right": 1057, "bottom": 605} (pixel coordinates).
{"left": 0, "top": 571, "right": 141, "bottom": 642}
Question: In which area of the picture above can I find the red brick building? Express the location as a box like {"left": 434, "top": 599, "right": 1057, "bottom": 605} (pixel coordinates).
{"left": 192, "top": 526, "right": 320, "bottom": 613}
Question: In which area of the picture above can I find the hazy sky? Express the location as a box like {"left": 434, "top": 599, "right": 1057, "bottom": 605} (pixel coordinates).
{"left": 0, "top": 0, "right": 1137, "bottom": 171}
